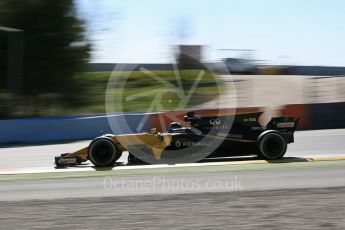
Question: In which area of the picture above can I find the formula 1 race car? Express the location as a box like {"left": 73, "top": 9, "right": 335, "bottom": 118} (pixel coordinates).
{"left": 55, "top": 111, "right": 299, "bottom": 167}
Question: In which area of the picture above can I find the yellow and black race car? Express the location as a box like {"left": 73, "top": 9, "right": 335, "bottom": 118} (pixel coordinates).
{"left": 55, "top": 111, "right": 299, "bottom": 167}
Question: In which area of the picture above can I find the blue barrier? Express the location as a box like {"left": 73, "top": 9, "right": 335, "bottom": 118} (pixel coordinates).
{"left": 0, "top": 114, "right": 146, "bottom": 144}
{"left": 308, "top": 102, "right": 345, "bottom": 130}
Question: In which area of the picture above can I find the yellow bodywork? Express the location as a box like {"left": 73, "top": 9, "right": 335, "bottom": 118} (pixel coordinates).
{"left": 66, "top": 132, "right": 172, "bottom": 161}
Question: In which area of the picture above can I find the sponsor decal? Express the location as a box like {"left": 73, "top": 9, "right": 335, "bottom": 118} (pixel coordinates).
{"left": 227, "top": 134, "right": 243, "bottom": 139}
{"left": 175, "top": 141, "right": 182, "bottom": 148}
{"left": 277, "top": 122, "right": 295, "bottom": 128}
{"left": 243, "top": 117, "right": 257, "bottom": 122}
{"left": 175, "top": 141, "right": 211, "bottom": 147}
{"left": 209, "top": 119, "right": 221, "bottom": 125}
{"left": 204, "top": 125, "right": 231, "bottom": 130}
{"left": 59, "top": 158, "right": 77, "bottom": 164}
{"left": 251, "top": 126, "right": 263, "bottom": 131}
{"left": 216, "top": 132, "right": 228, "bottom": 137}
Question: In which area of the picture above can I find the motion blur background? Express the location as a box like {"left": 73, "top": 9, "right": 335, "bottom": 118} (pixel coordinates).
{"left": 1, "top": 0, "right": 345, "bottom": 142}
{"left": 1, "top": 2, "right": 345, "bottom": 229}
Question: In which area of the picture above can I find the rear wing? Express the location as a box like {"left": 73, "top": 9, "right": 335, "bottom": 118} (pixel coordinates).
{"left": 266, "top": 116, "right": 300, "bottom": 133}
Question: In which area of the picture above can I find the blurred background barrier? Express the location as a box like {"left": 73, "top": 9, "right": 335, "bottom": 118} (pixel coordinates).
{"left": 279, "top": 102, "right": 345, "bottom": 130}
{"left": 0, "top": 108, "right": 262, "bottom": 144}
{"left": 303, "top": 76, "right": 345, "bottom": 104}
{"left": 307, "top": 102, "right": 345, "bottom": 130}
{"left": 284, "top": 66, "right": 345, "bottom": 76}
{"left": 0, "top": 114, "right": 145, "bottom": 144}
{"left": 1, "top": 102, "right": 345, "bottom": 144}
{"left": 88, "top": 64, "right": 345, "bottom": 76}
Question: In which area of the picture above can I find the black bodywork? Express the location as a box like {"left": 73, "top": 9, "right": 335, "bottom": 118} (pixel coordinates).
{"left": 161, "top": 111, "right": 299, "bottom": 160}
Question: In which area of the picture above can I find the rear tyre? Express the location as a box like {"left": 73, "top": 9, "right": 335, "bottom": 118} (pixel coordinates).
{"left": 88, "top": 138, "right": 122, "bottom": 167}
{"left": 257, "top": 132, "right": 287, "bottom": 160}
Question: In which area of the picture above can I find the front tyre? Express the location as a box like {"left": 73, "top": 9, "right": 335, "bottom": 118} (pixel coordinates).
{"left": 257, "top": 131, "right": 287, "bottom": 160}
{"left": 88, "top": 138, "right": 122, "bottom": 167}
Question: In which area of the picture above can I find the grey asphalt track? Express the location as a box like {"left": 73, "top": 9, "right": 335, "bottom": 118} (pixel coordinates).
{"left": 1, "top": 129, "right": 345, "bottom": 229}
{"left": 2, "top": 187, "right": 345, "bottom": 229}
{"left": 1, "top": 164, "right": 345, "bottom": 201}
{"left": 0, "top": 128, "right": 345, "bottom": 170}
{"left": 0, "top": 163, "right": 345, "bottom": 229}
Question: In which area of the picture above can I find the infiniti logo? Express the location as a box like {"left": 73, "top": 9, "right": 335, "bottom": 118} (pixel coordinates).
{"left": 209, "top": 119, "right": 221, "bottom": 125}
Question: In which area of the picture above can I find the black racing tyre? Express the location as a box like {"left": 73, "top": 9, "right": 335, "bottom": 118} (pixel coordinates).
{"left": 257, "top": 131, "right": 287, "bottom": 160}
{"left": 88, "top": 138, "right": 122, "bottom": 167}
